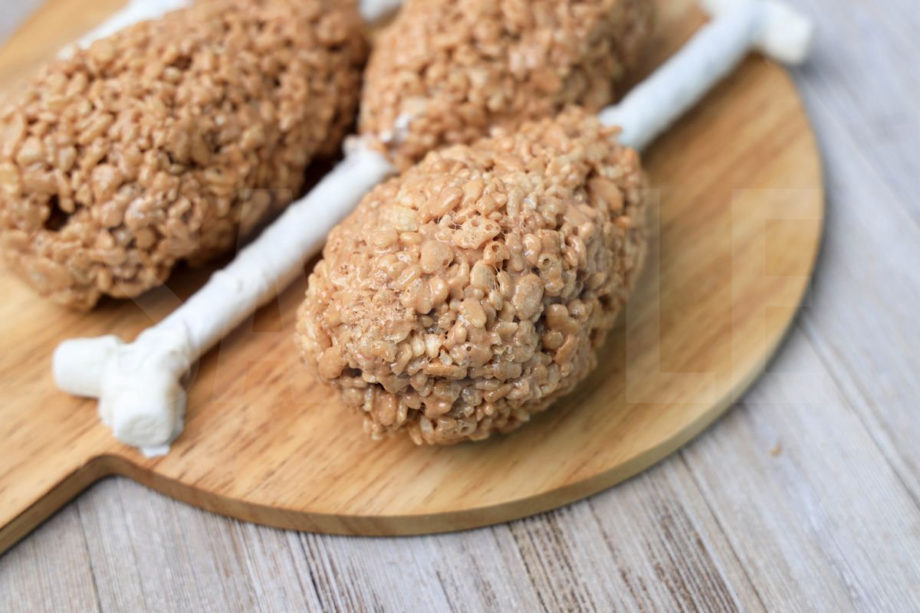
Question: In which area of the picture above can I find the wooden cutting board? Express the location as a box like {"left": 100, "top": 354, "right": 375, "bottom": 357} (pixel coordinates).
{"left": 0, "top": 0, "right": 824, "bottom": 553}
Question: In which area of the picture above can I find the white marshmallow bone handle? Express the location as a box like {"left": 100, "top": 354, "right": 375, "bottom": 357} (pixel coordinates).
{"left": 599, "top": 0, "right": 813, "bottom": 151}
{"left": 54, "top": 146, "right": 394, "bottom": 453}
{"left": 359, "top": 0, "right": 404, "bottom": 23}
{"left": 73, "top": 0, "right": 402, "bottom": 52}
{"left": 70, "top": 0, "right": 191, "bottom": 51}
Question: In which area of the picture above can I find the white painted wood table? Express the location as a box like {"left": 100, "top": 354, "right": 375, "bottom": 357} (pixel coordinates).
{"left": 1, "top": 1, "right": 919, "bottom": 610}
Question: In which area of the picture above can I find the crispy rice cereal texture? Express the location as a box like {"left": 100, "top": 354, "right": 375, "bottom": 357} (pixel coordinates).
{"left": 0, "top": 0, "right": 366, "bottom": 309}
{"left": 298, "top": 109, "right": 647, "bottom": 445}
{"left": 360, "top": 0, "right": 653, "bottom": 169}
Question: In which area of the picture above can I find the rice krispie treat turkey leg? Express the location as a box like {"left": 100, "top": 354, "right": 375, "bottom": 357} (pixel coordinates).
{"left": 0, "top": 0, "right": 368, "bottom": 309}
{"left": 359, "top": 0, "right": 654, "bottom": 169}
{"left": 53, "top": 0, "right": 656, "bottom": 453}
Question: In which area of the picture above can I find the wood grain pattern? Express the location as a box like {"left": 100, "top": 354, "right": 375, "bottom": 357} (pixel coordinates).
{"left": 0, "top": 0, "right": 825, "bottom": 553}
{"left": 4, "top": 1, "right": 920, "bottom": 610}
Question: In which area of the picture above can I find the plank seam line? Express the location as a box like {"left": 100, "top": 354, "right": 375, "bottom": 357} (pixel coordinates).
{"left": 798, "top": 321, "right": 920, "bottom": 510}
{"left": 792, "top": 69, "right": 920, "bottom": 233}
{"left": 294, "top": 533, "right": 328, "bottom": 611}
{"left": 677, "top": 447, "right": 770, "bottom": 612}
{"left": 75, "top": 502, "right": 105, "bottom": 613}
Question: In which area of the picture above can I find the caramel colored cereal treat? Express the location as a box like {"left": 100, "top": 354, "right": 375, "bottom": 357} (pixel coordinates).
{"left": 0, "top": 0, "right": 366, "bottom": 309}
{"left": 298, "top": 108, "right": 647, "bottom": 444}
{"left": 360, "top": 0, "right": 653, "bottom": 169}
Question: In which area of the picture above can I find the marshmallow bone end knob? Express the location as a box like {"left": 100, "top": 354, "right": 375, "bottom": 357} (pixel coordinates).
{"left": 53, "top": 329, "right": 192, "bottom": 450}
{"left": 600, "top": 0, "right": 814, "bottom": 151}
{"left": 104, "top": 372, "right": 187, "bottom": 451}
{"left": 700, "top": 0, "right": 814, "bottom": 64}
{"left": 53, "top": 335, "right": 123, "bottom": 398}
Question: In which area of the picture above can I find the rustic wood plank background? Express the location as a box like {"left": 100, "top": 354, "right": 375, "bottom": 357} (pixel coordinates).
{"left": 1, "top": 0, "right": 919, "bottom": 610}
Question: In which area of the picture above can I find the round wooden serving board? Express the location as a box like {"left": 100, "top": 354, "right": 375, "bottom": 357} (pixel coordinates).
{"left": 0, "top": 0, "right": 824, "bottom": 552}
